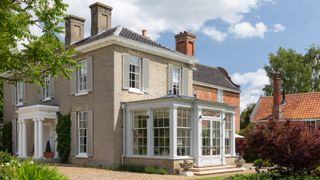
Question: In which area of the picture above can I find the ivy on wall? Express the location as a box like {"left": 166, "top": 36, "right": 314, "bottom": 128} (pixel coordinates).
{"left": 56, "top": 113, "right": 71, "bottom": 163}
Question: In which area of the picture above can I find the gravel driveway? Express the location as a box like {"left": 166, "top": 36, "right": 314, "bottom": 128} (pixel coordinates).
{"left": 54, "top": 165, "right": 187, "bottom": 180}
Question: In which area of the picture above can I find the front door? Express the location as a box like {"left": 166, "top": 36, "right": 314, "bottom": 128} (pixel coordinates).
{"left": 199, "top": 119, "right": 223, "bottom": 166}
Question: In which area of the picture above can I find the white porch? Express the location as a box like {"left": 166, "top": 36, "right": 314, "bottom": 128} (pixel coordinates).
{"left": 123, "top": 95, "right": 237, "bottom": 167}
{"left": 16, "top": 105, "right": 59, "bottom": 159}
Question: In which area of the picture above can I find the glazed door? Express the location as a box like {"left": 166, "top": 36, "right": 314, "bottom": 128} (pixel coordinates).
{"left": 199, "top": 120, "right": 222, "bottom": 166}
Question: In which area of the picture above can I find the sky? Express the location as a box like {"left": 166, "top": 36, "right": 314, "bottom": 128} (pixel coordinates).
{"left": 62, "top": 0, "right": 320, "bottom": 111}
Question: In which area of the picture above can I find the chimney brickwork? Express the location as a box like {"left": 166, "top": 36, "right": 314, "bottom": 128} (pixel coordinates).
{"left": 175, "top": 31, "right": 196, "bottom": 56}
{"left": 272, "top": 72, "right": 282, "bottom": 120}
{"left": 90, "top": 2, "right": 113, "bottom": 36}
{"left": 65, "top": 15, "right": 85, "bottom": 45}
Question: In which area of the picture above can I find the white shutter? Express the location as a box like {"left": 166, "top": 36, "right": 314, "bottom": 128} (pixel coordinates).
{"left": 87, "top": 110, "right": 94, "bottom": 156}
{"left": 181, "top": 67, "right": 189, "bottom": 96}
{"left": 11, "top": 84, "right": 16, "bottom": 106}
{"left": 23, "top": 82, "right": 27, "bottom": 104}
{"left": 50, "top": 77, "right": 55, "bottom": 98}
{"left": 142, "top": 58, "right": 150, "bottom": 93}
{"left": 70, "top": 68, "right": 77, "bottom": 95}
{"left": 87, "top": 57, "right": 93, "bottom": 92}
{"left": 167, "top": 64, "right": 173, "bottom": 94}
{"left": 122, "top": 54, "right": 130, "bottom": 89}
{"left": 70, "top": 112, "right": 77, "bottom": 155}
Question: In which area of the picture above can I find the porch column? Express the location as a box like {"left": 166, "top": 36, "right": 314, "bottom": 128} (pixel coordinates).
{"left": 221, "top": 112, "right": 226, "bottom": 165}
{"left": 17, "top": 120, "right": 22, "bottom": 157}
{"left": 33, "top": 119, "right": 39, "bottom": 159}
{"left": 147, "top": 108, "right": 153, "bottom": 157}
{"left": 232, "top": 113, "right": 236, "bottom": 156}
{"left": 193, "top": 105, "right": 201, "bottom": 166}
{"left": 21, "top": 119, "right": 27, "bottom": 158}
{"left": 54, "top": 119, "right": 59, "bottom": 158}
{"left": 38, "top": 118, "right": 44, "bottom": 158}
{"left": 170, "top": 106, "right": 177, "bottom": 158}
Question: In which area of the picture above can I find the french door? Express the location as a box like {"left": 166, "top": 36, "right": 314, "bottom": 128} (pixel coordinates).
{"left": 199, "top": 119, "right": 223, "bottom": 166}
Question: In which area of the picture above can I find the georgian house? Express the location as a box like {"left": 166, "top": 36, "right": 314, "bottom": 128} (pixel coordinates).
{"left": 3, "top": 2, "right": 241, "bottom": 174}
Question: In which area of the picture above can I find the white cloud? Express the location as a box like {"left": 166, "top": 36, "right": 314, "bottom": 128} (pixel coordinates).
{"left": 63, "top": 0, "right": 269, "bottom": 39}
{"left": 273, "top": 23, "right": 285, "bottom": 32}
{"left": 202, "top": 27, "right": 228, "bottom": 42}
{"left": 231, "top": 69, "right": 269, "bottom": 112}
{"left": 229, "top": 22, "right": 268, "bottom": 39}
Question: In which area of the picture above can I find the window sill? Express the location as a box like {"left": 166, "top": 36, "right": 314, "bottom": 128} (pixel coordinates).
{"left": 15, "top": 103, "right": 24, "bottom": 107}
{"left": 75, "top": 91, "right": 88, "bottom": 96}
{"left": 42, "top": 98, "right": 52, "bottom": 102}
{"left": 128, "top": 88, "right": 144, "bottom": 94}
{"left": 76, "top": 154, "right": 88, "bottom": 158}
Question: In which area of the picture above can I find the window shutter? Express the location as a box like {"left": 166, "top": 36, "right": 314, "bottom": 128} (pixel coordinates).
{"left": 23, "top": 83, "right": 27, "bottom": 104}
{"left": 122, "top": 54, "right": 130, "bottom": 89}
{"left": 11, "top": 85, "right": 16, "bottom": 106}
{"left": 70, "top": 68, "right": 77, "bottom": 95}
{"left": 87, "top": 57, "right": 93, "bottom": 92}
{"left": 39, "top": 86, "right": 43, "bottom": 102}
{"left": 181, "top": 67, "right": 189, "bottom": 96}
{"left": 87, "top": 110, "right": 94, "bottom": 156}
{"left": 50, "top": 77, "right": 55, "bottom": 98}
{"left": 71, "top": 112, "right": 77, "bottom": 155}
{"left": 167, "top": 64, "right": 173, "bottom": 94}
{"left": 142, "top": 58, "right": 150, "bottom": 93}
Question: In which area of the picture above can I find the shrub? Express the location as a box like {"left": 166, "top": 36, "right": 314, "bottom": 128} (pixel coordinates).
{"left": 224, "top": 173, "right": 320, "bottom": 180}
{"left": 15, "top": 161, "right": 67, "bottom": 180}
{"left": 253, "top": 159, "right": 273, "bottom": 167}
{"left": 56, "top": 114, "right": 71, "bottom": 163}
{"left": 246, "top": 120, "right": 320, "bottom": 176}
{"left": 1, "top": 122, "right": 12, "bottom": 153}
{"left": 116, "top": 164, "right": 168, "bottom": 175}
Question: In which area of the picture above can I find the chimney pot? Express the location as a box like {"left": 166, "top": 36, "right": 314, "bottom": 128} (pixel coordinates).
{"left": 142, "top": 29, "right": 148, "bottom": 37}
{"left": 175, "top": 31, "right": 196, "bottom": 56}
{"left": 89, "top": 2, "right": 113, "bottom": 36}
{"left": 65, "top": 15, "right": 85, "bottom": 45}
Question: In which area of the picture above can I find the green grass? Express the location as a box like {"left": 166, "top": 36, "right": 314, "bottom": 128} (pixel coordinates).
{"left": 194, "top": 175, "right": 228, "bottom": 180}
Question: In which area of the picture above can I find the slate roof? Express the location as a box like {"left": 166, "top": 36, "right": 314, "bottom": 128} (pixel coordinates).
{"left": 73, "top": 26, "right": 172, "bottom": 51}
{"left": 251, "top": 92, "right": 320, "bottom": 122}
{"left": 193, "top": 63, "right": 240, "bottom": 91}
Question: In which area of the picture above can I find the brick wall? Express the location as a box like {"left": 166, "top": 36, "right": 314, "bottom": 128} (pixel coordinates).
{"left": 193, "top": 84, "right": 240, "bottom": 131}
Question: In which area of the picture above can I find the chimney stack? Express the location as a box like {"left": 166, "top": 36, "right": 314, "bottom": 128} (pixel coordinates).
{"left": 175, "top": 31, "right": 196, "bottom": 56}
{"left": 272, "top": 72, "right": 282, "bottom": 120}
{"left": 142, "top": 29, "right": 148, "bottom": 37}
{"left": 89, "top": 2, "right": 113, "bottom": 36}
{"left": 65, "top": 15, "right": 85, "bottom": 45}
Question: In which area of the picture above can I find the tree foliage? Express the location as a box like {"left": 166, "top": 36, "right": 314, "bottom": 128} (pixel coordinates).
{"left": 1, "top": 122, "right": 12, "bottom": 153}
{"left": 263, "top": 46, "right": 320, "bottom": 95}
{"left": 0, "top": 0, "right": 77, "bottom": 84}
{"left": 56, "top": 114, "right": 71, "bottom": 163}
{"left": 246, "top": 120, "right": 320, "bottom": 176}
{"left": 240, "top": 103, "right": 255, "bottom": 130}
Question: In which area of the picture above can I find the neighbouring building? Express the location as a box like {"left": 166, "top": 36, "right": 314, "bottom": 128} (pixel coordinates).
{"left": 3, "top": 2, "right": 241, "bottom": 174}
{"left": 250, "top": 73, "right": 320, "bottom": 126}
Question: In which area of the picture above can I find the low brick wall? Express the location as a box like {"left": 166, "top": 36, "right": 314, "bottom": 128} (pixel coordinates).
{"left": 124, "top": 157, "right": 194, "bottom": 174}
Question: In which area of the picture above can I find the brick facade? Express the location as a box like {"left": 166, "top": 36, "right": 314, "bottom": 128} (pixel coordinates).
{"left": 193, "top": 85, "right": 240, "bottom": 131}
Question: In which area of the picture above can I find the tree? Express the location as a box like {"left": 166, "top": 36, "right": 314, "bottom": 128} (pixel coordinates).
{"left": 263, "top": 46, "right": 320, "bottom": 95}
{"left": 246, "top": 120, "right": 320, "bottom": 176}
{"left": 0, "top": 0, "right": 77, "bottom": 84}
{"left": 240, "top": 103, "right": 255, "bottom": 130}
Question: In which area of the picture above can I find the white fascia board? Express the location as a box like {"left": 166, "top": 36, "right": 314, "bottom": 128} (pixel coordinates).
{"left": 75, "top": 35, "right": 198, "bottom": 65}
{"left": 193, "top": 81, "right": 240, "bottom": 93}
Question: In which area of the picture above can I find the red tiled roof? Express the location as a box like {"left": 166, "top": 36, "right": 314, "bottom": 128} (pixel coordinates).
{"left": 251, "top": 92, "right": 320, "bottom": 122}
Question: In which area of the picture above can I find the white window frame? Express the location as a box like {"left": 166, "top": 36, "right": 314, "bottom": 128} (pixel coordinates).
{"left": 153, "top": 108, "right": 170, "bottom": 157}
{"left": 129, "top": 56, "right": 142, "bottom": 91}
{"left": 177, "top": 108, "right": 191, "bottom": 156}
{"left": 225, "top": 113, "right": 232, "bottom": 155}
{"left": 42, "top": 75, "right": 51, "bottom": 101}
{"left": 16, "top": 81, "right": 24, "bottom": 106}
{"left": 77, "top": 111, "right": 88, "bottom": 157}
{"left": 77, "top": 60, "right": 88, "bottom": 94}
{"left": 217, "top": 89, "right": 223, "bottom": 103}
{"left": 172, "top": 66, "right": 181, "bottom": 95}
{"left": 132, "top": 110, "right": 148, "bottom": 156}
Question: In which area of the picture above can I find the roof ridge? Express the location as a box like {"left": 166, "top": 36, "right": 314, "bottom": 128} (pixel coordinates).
{"left": 195, "top": 63, "right": 218, "bottom": 70}
{"left": 261, "top": 91, "right": 320, "bottom": 98}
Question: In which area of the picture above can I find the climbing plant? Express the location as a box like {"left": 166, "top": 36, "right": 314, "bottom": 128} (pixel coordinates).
{"left": 56, "top": 113, "right": 71, "bottom": 163}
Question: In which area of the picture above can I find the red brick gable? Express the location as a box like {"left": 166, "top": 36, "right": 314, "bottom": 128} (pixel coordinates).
{"left": 251, "top": 92, "right": 320, "bottom": 122}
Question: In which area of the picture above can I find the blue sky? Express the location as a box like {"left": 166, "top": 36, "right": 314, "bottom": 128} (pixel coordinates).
{"left": 64, "top": 0, "right": 320, "bottom": 111}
